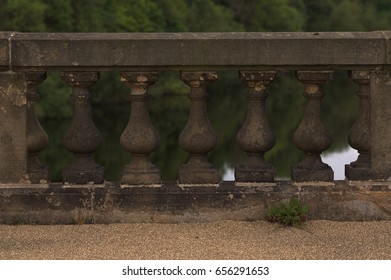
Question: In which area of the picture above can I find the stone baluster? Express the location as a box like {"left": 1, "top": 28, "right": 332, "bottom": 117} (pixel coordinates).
{"left": 235, "top": 71, "right": 277, "bottom": 183}
{"left": 61, "top": 71, "right": 103, "bottom": 184}
{"left": 345, "top": 70, "right": 370, "bottom": 180}
{"left": 292, "top": 71, "right": 334, "bottom": 182}
{"left": 120, "top": 71, "right": 161, "bottom": 185}
{"left": 25, "top": 72, "right": 49, "bottom": 183}
{"left": 178, "top": 71, "right": 219, "bottom": 184}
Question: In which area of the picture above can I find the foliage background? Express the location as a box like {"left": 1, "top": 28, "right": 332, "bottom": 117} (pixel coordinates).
{"left": 1, "top": 0, "right": 390, "bottom": 181}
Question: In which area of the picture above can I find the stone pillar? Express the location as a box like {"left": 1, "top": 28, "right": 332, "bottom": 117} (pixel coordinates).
{"left": 25, "top": 72, "right": 49, "bottom": 183}
{"left": 292, "top": 71, "right": 334, "bottom": 182}
{"left": 120, "top": 71, "right": 161, "bottom": 185}
{"left": 61, "top": 71, "right": 104, "bottom": 184}
{"left": 369, "top": 70, "right": 391, "bottom": 179}
{"left": 0, "top": 71, "right": 27, "bottom": 183}
{"left": 345, "top": 70, "right": 370, "bottom": 180}
{"left": 235, "top": 71, "right": 277, "bottom": 183}
{"left": 178, "top": 71, "right": 219, "bottom": 184}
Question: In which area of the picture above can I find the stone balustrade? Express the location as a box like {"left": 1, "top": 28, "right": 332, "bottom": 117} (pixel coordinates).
{"left": 0, "top": 32, "right": 391, "bottom": 223}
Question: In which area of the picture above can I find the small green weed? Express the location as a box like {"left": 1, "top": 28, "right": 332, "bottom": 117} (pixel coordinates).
{"left": 266, "top": 197, "right": 308, "bottom": 227}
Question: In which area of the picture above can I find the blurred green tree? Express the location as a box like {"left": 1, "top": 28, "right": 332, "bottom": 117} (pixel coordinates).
{"left": 217, "top": 0, "right": 305, "bottom": 31}
{"left": 0, "top": 0, "right": 46, "bottom": 31}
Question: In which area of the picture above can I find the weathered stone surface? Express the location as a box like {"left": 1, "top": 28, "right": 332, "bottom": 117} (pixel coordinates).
{"left": 385, "top": 31, "right": 391, "bottom": 65}
{"left": 235, "top": 71, "right": 277, "bottom": 182}
{"left": 61, "top": 71, "right": 104, "bottom": 184}
{"left": 369, "top": 70, "right": 391, "bottom": 179}
{"left": 0, "top": 71, "right": 27, "bottom": 183}
{"left": 292, "top": 71, "right": 334, "bottom": 182}
{"left": 25, "top": 72, "right": 49, "bottom": 184}
{"left": 0, "top": 181, "right": 391, "bottom": 224}
{"left": 9, "top": 32, "right": 390, "bottom": 71}
{"left": 345, "top": 70, "right": 370, "bottom": 180}
{"left": 120, "top": 72, "right": 161, "bottom": 185}
{"left": 299, "top": 183, "right": 391, "bottom": 220}
{"left": 0, "top": 185, "right": 93, "bottom": 224}
{"left": 178, "top": 72, "right": 219, "bottom": 184}
{"left": 0, "top": 32, "right": 10, "bottom": 71}
{"left": 0, "top": 31, "right": 391, "bottom": 223}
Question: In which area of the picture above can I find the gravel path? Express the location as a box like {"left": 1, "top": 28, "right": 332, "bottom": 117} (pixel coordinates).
{"left": 0, "top": 220, "right": 390, "bottom": 260}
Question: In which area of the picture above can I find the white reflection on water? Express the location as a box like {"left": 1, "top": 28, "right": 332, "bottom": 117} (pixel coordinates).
{"left": 222, "top": 147, "right": 359, "bottom": 181}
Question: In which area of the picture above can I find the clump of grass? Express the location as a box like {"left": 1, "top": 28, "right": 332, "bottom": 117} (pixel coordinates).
{"left": 266, "top": 197, "right": 308, "bottom": 227}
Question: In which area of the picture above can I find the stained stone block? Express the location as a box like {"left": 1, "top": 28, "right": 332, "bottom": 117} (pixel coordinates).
{"left": 291, "top": 165, "right": 334, "bottom": 182}
{"left": 178, "top": 157, "right": 219, "bottom": 185}
{"left": 25, "top": 72, "right": 49, "bottom": 184}
{"left": 345, "top": 70, "right": 370, "bottom": 181}
{"left": 235, "top": 165, "right": 275, "bottom": 183}
{"left": 0, "top": 71, "right": 27, "bottom": 183}
{"left": 369, "top": 70, "right": 391, "bottom": 179}
{"left": 345, "top": 166, "right": 370, "bottom": 181}
{"left": 62, "top": 155, "right": 104, "bottom": 184}
{"left": 10, "top": 32, "right": 389, "bottom": 70}
{"left": 0, "top": 33, "right": 9, "bottom": 71}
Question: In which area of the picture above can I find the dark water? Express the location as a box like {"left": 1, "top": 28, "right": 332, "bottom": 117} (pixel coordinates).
{"left": 37, "top": 70, "right": 358, "bottom": 182}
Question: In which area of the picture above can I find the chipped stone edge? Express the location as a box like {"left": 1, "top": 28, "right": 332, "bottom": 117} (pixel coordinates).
{"left": 291, "top": 181, "right": 336, "bottom": 187}
{"left": 8, "top": 32, "right": 16, "bottom": 70}
{"left": 234, "top": 182, "right": 277, "bottom": 188}
{"left": 120, "top": 184, "right": 162, "bottom": 189}
{"left": 178, "top": 183, "right": 220, "bottom": 189}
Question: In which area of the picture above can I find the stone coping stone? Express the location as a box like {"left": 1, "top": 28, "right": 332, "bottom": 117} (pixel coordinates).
{"left": 1, "top": 31, "right": 389, "bottom": 71}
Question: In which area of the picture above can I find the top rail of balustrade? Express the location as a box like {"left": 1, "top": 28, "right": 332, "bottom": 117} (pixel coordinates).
{"left": 0, "top": 31, "right": 390, "bottom": 71}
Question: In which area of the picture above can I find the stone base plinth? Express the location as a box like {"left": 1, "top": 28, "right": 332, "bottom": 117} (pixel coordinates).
{"left": 345, "top": 164, "right": 370, "bottom": 181}
{"left": 63, "top": 166, "right": 104, "bottom": 184}
{"left": 235, "top": 165, "right": 275, "bottom": 182}
{"left": 62, "top": 156, "right": 104, "bottom": 184}
{"left": 121, "top": 166, "right": 161, "bottom": 185}
{"left": 291, "top": 165, "right": 334, "bottom": 182}
{"left": 178, "top": 164, "right": 219, "bottom": 184}
{"left": 27, "top": 168, "right": 49, "bottom": 184}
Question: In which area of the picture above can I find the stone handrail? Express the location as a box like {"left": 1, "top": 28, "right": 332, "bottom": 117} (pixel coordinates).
{"left": 1, "top": 32, "right": 391, "bottom": 71}
{"left": 1, "top": 31, "right": 391, "bottom": 185}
